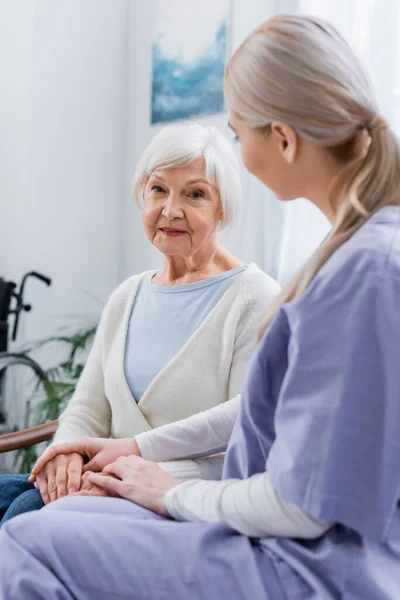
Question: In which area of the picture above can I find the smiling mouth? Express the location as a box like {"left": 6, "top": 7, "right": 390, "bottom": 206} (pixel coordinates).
{"left": 159, "top": 228, "right": 187, "bottom": 236}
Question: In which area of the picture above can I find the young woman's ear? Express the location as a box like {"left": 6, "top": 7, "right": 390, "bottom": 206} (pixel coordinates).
{"left": 270, "top": 122, "right": 298, "bottom": 163}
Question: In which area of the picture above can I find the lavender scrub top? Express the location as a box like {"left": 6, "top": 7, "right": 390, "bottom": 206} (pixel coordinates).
{"left": 223, "top": 205, "right": 400, "bottom": 599}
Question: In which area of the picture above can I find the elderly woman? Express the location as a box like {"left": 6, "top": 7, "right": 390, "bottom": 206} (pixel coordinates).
{"left": 0, "top": 123, "right": 280, "bottom": 523}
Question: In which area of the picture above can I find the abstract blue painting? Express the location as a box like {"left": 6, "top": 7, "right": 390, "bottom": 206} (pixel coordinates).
{"left": 151, "top": 0, "right": 229, "bottom": 124}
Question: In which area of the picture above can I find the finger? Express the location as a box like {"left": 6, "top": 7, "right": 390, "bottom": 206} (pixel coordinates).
{"left": 55, "top": 458, "right": 69, "bottom": 500}
{"left": 30, "top": 443, "right": 79, "bottom": 476}
{"left": 87, "top": 473, "right": 125, "bottom": 497}
{"left": 70, "top": 488, "right": 106, "bottom": 498}
{"left": 45, "top": 462, "right": 59, "bottom": 503}
{"left": 82, "top": 456, "right": 103, "bottom": 474}
{"left": 67, "top": 455, "right": 83, "bottom": 494}
{"left": 47, "top": 479, "right": 58, "bottom": 502}
{"left": 80, "top": 472, "right": 96, "bottom": 491}
{"left": 85, "top": 470, "right": 119, "bottom": 482}
{"left": 36, "top": 473, "right": 50, "bottom": 505}
{"left": 102, "top": 458, "right": 133, "bottom": 479}
{"left": 28, "top": 465, "right": 47, "bottom": 483}
{"left": 102, "top": 461, "right": 117, "bottom": 475}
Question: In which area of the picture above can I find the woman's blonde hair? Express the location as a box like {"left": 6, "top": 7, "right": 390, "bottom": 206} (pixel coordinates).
{"left": 132, "top": 123, "right": 241, "bottom": 229}
{"left": 224, "top": 15, "right": 400, "bottom": 333}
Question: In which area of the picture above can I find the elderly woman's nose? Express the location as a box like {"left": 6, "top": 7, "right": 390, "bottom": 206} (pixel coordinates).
{"left": 162, "top": 193, "right": 184, "bottom": 219}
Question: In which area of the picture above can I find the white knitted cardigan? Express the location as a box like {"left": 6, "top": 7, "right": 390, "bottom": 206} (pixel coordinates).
{"left": 53, "top": 264, "right": 281, "bottom": 479}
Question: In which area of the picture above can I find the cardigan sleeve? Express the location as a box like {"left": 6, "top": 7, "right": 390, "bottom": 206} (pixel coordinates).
{"left": 135, "top": 396, "right": 241, "bottom": 480}
{"left": 135, "top": 395, "right": 241, "bottom": 461}
{"left": 52, "top": 305, "right": 112, "bottom": 444}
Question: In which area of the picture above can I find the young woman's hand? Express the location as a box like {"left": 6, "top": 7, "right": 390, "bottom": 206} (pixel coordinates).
{"left": 69, "top": 472, "right": 113, "bottom": 498}
{"left": 86, "top": 455, "right": 180, "bottom": 517}
{"left": 35, "top": 452, "right": 84, "bottom": 504}
{"left": 29, "top": 437, "right": 141, "bottom": 482}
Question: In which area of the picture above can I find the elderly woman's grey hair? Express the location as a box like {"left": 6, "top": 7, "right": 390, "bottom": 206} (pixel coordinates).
{"left": 132, "top": 123, "right": 241, "bottom": 229}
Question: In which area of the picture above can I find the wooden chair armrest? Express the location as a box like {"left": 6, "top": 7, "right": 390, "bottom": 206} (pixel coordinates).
{"left": 0, "top": 420, "right": 58, "bottom": 453}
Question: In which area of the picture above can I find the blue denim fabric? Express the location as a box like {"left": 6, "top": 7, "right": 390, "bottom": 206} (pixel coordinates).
{"left": 0, "top": 474, "right": 44, "bottom": 524}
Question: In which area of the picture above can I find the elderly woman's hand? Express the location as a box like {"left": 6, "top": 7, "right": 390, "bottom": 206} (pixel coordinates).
{"left": 29, "top": 437, "right": 141, "bottom": 483}
{"left": 35, "top": 452, "right": 84, "bottom": 504}
{"left": 86, "top": 455, "right": 180, "bottom": 517}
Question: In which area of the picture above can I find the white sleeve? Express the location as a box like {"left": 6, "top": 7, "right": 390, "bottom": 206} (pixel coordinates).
{"left": 165, "top": 472, "right": 332, "bottom": 539}
{"left": 135, "top": 395, "right": 241, "bottom": 462}
{"left": 156, "top": 455, "right": 225, "bottom": 481}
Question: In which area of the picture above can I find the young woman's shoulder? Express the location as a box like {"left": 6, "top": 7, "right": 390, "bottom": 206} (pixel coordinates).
{"left": 293, "top": 206, "right": 400, "bottom": 313}
{"left": 327, "top": 206, "right": 400, "bottom": 280}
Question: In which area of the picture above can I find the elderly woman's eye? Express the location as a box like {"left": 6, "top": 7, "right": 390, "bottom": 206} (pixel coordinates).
{"left": 151, "top": 185, "right": 164, "bottom": 193}
{"left": 190, "top": 190, "right": 204, "bottom": 199}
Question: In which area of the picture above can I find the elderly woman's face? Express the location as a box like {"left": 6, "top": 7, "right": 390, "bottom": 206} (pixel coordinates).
{"left": 142, "top": 158, "right": 222, "bottom": 257}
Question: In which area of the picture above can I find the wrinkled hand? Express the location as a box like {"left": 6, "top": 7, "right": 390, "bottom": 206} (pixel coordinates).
{"left": 87, "top": 455, "right": 180, "bottom": 517}
{"left": 29, "top": 437, "right": 140, "bottom": 483}
{"left": 36, "top": 452, "right": 84, "bottom": 504}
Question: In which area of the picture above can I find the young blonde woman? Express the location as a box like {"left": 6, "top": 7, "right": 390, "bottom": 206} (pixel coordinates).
{"left": 1, "top": 15, "right": 400, "bottom": 599}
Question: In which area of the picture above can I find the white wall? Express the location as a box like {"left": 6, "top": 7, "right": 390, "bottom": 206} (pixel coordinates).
{"left": 0, "top": 0, "right": 128, "bottom": 436}
{"left": 0, "top": 0, "right": 34, "bottom": 278}
{"left": 1, "top": 0, "right": 127, "bottom": 348}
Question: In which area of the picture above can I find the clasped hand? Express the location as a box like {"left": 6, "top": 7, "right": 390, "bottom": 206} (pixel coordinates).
{"left": 29, "top": 437, "right": 180, "bottom": 516}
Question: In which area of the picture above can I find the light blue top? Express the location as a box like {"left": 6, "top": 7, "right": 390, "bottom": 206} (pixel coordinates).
{"left": 124, "top": 265, "right": 247, "bottom": 402}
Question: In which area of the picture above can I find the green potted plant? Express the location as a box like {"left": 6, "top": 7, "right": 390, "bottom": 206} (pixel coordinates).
{"left": 14, "top": 324, "right": 97, "bottom": 472}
